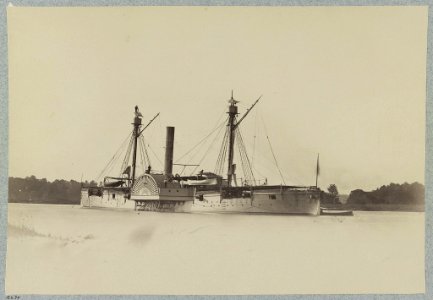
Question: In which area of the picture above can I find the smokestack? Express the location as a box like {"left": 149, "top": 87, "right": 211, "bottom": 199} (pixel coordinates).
{"left": 164, "top": 126, "right": 175, "bottom": 176}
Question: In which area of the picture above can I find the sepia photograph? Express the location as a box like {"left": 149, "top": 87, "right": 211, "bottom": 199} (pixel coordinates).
{"left": 4, "top": 5, "right": 428, "bottom": 295}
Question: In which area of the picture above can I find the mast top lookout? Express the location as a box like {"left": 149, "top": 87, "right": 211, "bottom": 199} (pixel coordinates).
{"left": 134, "top": 105, "right": 143, "bottom": 125}
{"left": 228, "top": 91, "right": 239, "bottom": 115}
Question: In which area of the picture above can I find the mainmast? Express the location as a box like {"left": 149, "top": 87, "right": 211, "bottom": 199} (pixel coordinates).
{"left": 227, "top": 91, "right": 238, "bottom": 187}
{"left": 225, "top": 92, "right": 261, "bottom": 187}
{"left": 131, "top": 106, "right": 143, "bottom": 185}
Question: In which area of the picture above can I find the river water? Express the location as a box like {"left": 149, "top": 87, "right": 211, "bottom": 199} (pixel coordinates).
{"left": 5, "top": 203, "right": 425, "bottom": 295}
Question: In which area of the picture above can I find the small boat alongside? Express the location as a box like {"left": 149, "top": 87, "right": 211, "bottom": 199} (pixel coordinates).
{"left": 320, "top": 208, "right": 354, "bottom": 216}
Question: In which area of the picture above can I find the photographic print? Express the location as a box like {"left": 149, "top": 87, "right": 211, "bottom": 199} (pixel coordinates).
{"left": 5, "top": 5, "right": 427, "bottom": 295}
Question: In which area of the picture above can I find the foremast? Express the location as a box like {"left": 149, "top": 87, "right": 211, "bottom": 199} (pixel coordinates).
{"left": 131, "top": 106, "right": 142, "bottom": 186}
{"left": 100, "top": 106, "right": 159, "bottom": 189}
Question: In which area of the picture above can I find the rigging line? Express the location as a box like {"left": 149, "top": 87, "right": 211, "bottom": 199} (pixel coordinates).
{"left": 214, "top": 127, "right": 226, "bottom": 168}
{"left": 120, "top": 137, "right": 134, "bottom": 177}
{"left": 143, "top": 140, "right": 149, "bottom": 174}
{"left": 181, "top": 118, "right": 227, "bottom": 165}
{"left": 138, "top": 136, "right": 145, "bottom": 169}
{"left": 236, "top": 128, "right": 256, "bottom": 185}
{"left": 215, "top": 135, "right": 226, "bottom": 174}
{"left": 121, "top": 135, "right": 134, "bottom": 170}
{"left": 149, "top": 112, "right": 163, "bottom": 154}
{"left": 137, "top": 112, "right": 160, "bottom": 137}
{"left": 252, "top": 134, "right": 256, "bottom": 170}
{"left": 233, "top": 95, "right": 261, "bottom": 130}
{"left": 214, "top": 130, "right": 227, "bottom": 175}
{"left": 214, "top": 138, "right": 223, "bottom": 173}
{"left": 252, "top": 164, "right": 267, "bottom": 181}
{"left": 253, "top": 152, "right": 303, "bottom": 185}
{"left": 100, "top": 132, "right": 132, "bottom": 179}
{"left": 252, "top": 108, "right": 259, "bottom": 171}
{"left": 179, "top": 165, "right": 187, "bottom": 176}
{"left": 97, "top": 154, "right": 117, "bottom": 182}
{"left": 266, "top": 136, "right": 286, "bottom": 185}
{"left": 138, "top": 136, "right": 146, "bottom": 168}
{"left": 141, "top": 137, "right": 152, "bottom": 169}
{"left": 141, "top": 137, "right": 151, "bottom": 168}
{"left": 258, "top": 118, "right": 303, "bottom": 185}
{"left": 238, "top": 131, "right": 254, "bottom": 180}
{"left": 189, "top": 119, "right": 227, "bottom": 175}
{"left": 158, "top": 111, "right": 163, "bottom": 136}
{"left": 218, "top": 135, "right": 229, "bottom": 176}
{"left": 143, "top": 139, "right": 163, "bottom": 170}
{"left": 215, "top": 134, "right": 225, "bottom": 174}
{"left": 219, "top": 130, "right": 229, "bottom": 176}
{"left": 185, "top": 112, "right": 227, "bottom": 165}
{"left": 235, "top": 131, "right": 249, "bottom": 184}
{"left": 96, "top": 131, "right": 133, "bottom": 181}
{"left": 120, "top": 136, "right": 134, "bottom": 176}
{"left": 138, "top": 136, "right": 146, "bottom": 175}
{"left": 118, "top": 137, "right": 130, "bottom": 173}
{"left": 175, "top": 118, "right": 228, "bottom": 164}
{"left": 144, "top": 142, "right": 151, "bottom": 171}
{"left": 140, "top": 136, "right": 151, "bottom": 173}
{"left": 146, "top": 142, "right": 163, "bottom": 168}
{"left": 214, "top": 126, "right": 229, "bottom": 175}
{"left": 240, "top": 131, "right": 294, "bottom": 181}
{"left": 212, "top": 108, "right": 228, "bottom": 129}
{"left": 249, "top": 148, "right": 293, "bottom": 184}
{"left": 238, "top": 131, "right": 255, "bottom": 183}
{"left": 235, "top": 130, "right": 246, "bottom": 176}
{"left": 261, "top": 116, "right": 286, "bottom": 185}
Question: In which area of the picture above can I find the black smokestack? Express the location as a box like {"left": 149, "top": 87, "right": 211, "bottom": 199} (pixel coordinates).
{"left": 164, "top": 126, "right": 175, "bottom": 177}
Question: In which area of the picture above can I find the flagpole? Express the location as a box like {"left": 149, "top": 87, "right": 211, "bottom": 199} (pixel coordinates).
{"left": 315, "top": 153, "right": 320, "bottom": 188}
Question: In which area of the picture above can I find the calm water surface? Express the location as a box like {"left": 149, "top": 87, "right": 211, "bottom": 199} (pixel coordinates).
{"left": 6, "top": 203, "right": 425, "bottom": 294}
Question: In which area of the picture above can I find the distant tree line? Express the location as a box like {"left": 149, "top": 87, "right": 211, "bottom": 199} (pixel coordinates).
{"left": 8, "top": 176, "right": 97, "bottom": 204}
{"left": 320, "top": 184, "right": 341, "bottom": 207}
{"left": 345, "top": 182, "right": 425, "bottom": 211}
{"left": 9, "top": 176, "right": 425, "bottom": 211}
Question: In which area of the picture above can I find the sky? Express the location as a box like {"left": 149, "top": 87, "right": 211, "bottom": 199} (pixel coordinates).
{"left": 7, "top": 6, "right": 427, "bottom": 194}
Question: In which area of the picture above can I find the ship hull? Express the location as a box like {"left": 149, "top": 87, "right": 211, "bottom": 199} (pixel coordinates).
{"left": 80, "top": 189, "right": 136, "bottom": 209}
{"left": 80, "top": 188, "right": 192, "bottom": 212}
{"left": 191, "top": 187, "right": 321, "bottom": 215}
{"left": 133, "top": 199, "right": 192, "bottom": 212}
{"left": 81, "top": 182, "right": 321, "bottom": 215}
